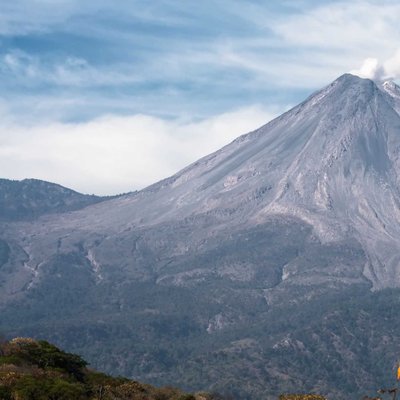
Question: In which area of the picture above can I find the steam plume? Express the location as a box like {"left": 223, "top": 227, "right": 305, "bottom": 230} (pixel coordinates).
{"left": 352, "top": 50, "right": 400, "bottom": 81}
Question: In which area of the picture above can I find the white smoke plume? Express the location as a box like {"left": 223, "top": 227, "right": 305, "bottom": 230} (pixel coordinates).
{"left": 352, "top": 58, "right": 384, "bottom": 80}
{"left": 352, "top": 50, "right": 400, "bottom": 81}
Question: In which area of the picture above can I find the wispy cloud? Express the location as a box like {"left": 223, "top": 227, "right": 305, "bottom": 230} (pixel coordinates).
{"left": 210, "top": 1, "right": 400, "bottom": 86}
{"left": 0, "top": 50, "right": 141, "bottom": 87}
{"left": 0, "top": 1, "right": 84, "bottom": 36}
{"left": 4, "top": 0, "right": 399, "bottom": 121}
{"left": 272, "top": 2, "right": 400, "bottom": 50}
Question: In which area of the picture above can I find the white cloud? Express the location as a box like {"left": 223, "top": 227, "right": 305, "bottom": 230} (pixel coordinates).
{"left": 0, "top": 107, "right": 276, "bottom": 195}
{"left": 0, "top": 51, "right": 140, "bottom": 88}
{"left": 271, "top": 1, "right": 400, "bottom": 51}
{"left": 2, "top": 1, "right": 400, "bottom": 102}
{"left": 211, "top": 1, "right": 400, "bottom": 87}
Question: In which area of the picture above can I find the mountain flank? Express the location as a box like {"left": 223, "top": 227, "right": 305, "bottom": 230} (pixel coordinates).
{"left": 1, "top": 74, "right": 400, "bottom": 399}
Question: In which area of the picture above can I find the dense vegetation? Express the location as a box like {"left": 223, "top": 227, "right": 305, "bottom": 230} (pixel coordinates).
{"left": 0, "top": 338, "right": 331, "bottom": 400}
{"left": 0, "top": 337, "right": 214, "bottom": 400}
{"left": 0, "top": 239, "right": 10, "bottom": 267}
{"left": 279, "top": 396, "right": 326, "bottom": 400}
{"left": 0, "top": 179, "right": 107, "bottom": 220}
{"left": 3, "top": 279, "right": 399, "bottom": 399}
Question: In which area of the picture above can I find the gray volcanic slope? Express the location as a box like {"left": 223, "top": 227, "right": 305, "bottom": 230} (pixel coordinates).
{"left": 2, "top": 74, "right": 400, "bottom": 399}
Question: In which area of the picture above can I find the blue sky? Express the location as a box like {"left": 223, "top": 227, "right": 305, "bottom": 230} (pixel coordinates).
{"left": 0, "top": 0, "right": 400, "bottom": 194}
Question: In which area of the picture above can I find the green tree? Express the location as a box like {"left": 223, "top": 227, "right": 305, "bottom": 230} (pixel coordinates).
{"left": 48, "top": 379, "right": 86, "bottom": 400}
{"left": 0, "top": 386, "right": 12, "bottom": 400}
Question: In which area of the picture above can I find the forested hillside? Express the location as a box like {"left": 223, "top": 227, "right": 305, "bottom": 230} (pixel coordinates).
{"left": 0, "top": 337, "right": 212, "bottom": 400}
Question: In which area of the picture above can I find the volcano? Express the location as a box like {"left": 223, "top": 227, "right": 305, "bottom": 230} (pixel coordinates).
{"left": 1, "top": 74, "right": 400, "bottom": 399}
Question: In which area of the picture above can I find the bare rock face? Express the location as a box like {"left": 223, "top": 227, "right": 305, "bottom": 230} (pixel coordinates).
{"left": 1, "top": 74, "right": 400, "bottom": 399}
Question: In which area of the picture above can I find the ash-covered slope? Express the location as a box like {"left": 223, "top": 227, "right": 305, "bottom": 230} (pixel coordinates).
{"left": 2, "top": 74, "right": 400, "bottom": 400}
{"left": 6, "top": 74, "right": 400, "bottom": 290}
